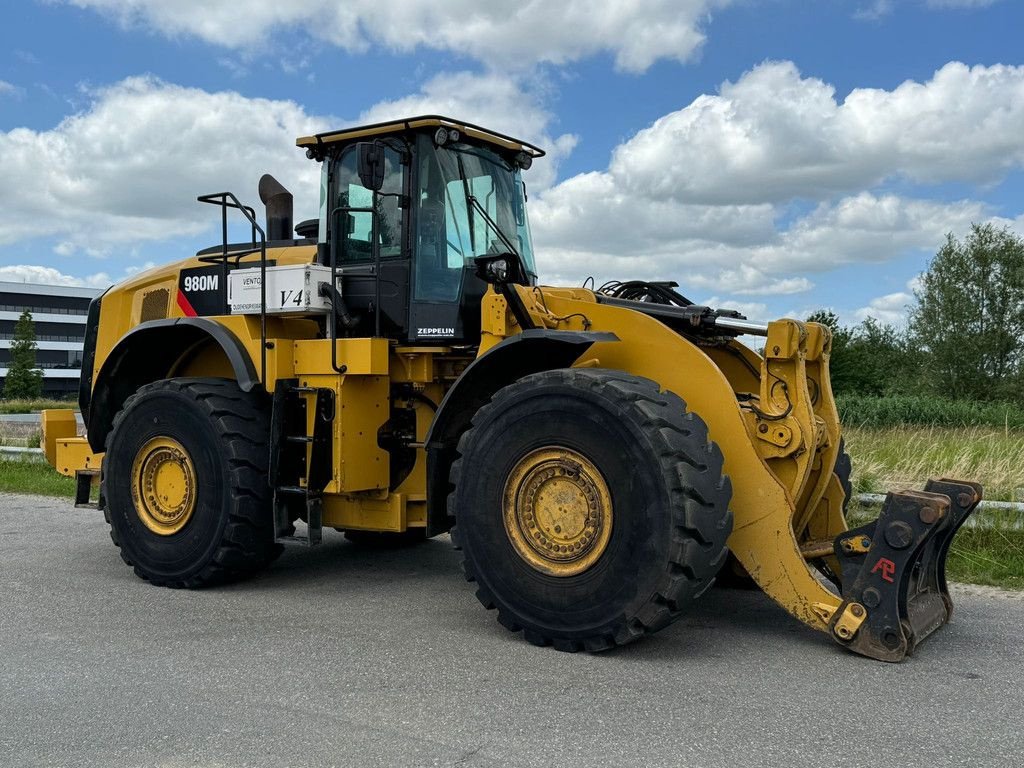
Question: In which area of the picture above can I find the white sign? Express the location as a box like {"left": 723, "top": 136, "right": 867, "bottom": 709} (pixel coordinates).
{"left": 227, "top": 264, "right": 334, "bottom": 315}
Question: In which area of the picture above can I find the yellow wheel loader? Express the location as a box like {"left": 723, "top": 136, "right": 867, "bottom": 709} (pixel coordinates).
{"left": 41, "top": 116, "right": 982, "bottom": 662}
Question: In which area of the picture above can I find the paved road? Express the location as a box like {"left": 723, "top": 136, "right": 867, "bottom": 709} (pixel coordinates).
{"left": 2, "top": 492, "right": 1022, "bottom": 768}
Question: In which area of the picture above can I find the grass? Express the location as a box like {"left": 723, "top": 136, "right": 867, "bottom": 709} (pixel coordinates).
{"left": 844, "top": 424, "right": 1024, "bottom": 590}
{"left": 843, "top": 425, "right": 1024, "bottom": 502}
{"left": 0, "top": 398, "right": 76, "bottom": 414}
{"left": 0, "top": 457, "right": 75, "bottom": 497}
{"left": 848, "top": 504, "right": 1024, "bottom": 591}
{"left": 944, "top": 527, "right": 1024, "bottom": 591}
{"left": 836, "top": 394, "right": 1024, "bottom": 430}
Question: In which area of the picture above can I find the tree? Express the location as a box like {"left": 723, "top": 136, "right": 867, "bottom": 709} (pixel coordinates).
{"left": 910, "top": 223, "right": 1024, "bottom": 401}
{"left": 807, "top": 309, "right": 859, "bottom": 392}
{"left": 2, "top": 309, "right": 44, "bottom": 400}
{"left": 807, "top": 310, "right": 910, "bottom": 396}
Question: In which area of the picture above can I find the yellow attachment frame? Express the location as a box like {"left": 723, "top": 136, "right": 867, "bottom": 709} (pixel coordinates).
{"left": 41, "top": 409, "right": 102, "bottom": 478}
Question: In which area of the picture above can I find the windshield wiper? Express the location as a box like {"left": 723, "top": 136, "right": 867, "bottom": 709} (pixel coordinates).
{"left": 454, "top": 152, "right": 521, "bottom": 260}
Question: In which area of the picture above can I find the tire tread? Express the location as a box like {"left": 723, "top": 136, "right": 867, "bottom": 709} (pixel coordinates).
{"left": 101, "top": 377, "right": 279, "bottom": 588}
{"left": 449, "top": 368, "right": 733, "bottom": 651}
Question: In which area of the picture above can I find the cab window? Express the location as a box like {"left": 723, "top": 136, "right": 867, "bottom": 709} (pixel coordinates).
{"left": 331, "top": 144, "right": 404, "bottom": 263}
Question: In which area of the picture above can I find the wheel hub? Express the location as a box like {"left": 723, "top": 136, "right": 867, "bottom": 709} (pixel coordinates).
{"left": 131, "top": 436, "right": 197, "bottom": 536}
{"left": 503, "top": 447, "right": 613, "bottom": 577}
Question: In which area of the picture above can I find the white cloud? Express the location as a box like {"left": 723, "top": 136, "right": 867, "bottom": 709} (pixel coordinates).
{"left": 0, "top": 76, "right": 327, "bottom": 251}
{"left": 0, "top": 264, "right": 111, "bottom": 287}
{"left": 525, "top": 60, "right": 1022, "bottom": 298}
{"left": 853, "top": 291, "right": 913, "bottom": 325}
{"left": 357, "top": 71, "right": 577, "bottom": 190}
{"left": 608, "top": 61, "right": 1024, "bottom": 205}
{"left": 531, "top": 193, "right": 986, "bottom": 295}
{"left": 0, "top": 70, "right": 558, "bottom": 253}
{"left": 925, "top": 0, "right": 1000, "bottom": 8}
{"left": 854, "top": 1, "right": 893, "bottom": 21}
{"left": 3, "top": 59, "right": 1017, "bottom": 308}
{"left": 858, "top": 0, "right": 1000, "bottom": 19}
{"left": 62, "top": 0, "right": 730, "bottom": 73}
{"left": 752, "top": 194, "right": 988, "bottom": 273}
{"left": 0, "top": 80, "right": 23, "bottom": 97}
{"left": 699, "top": 296, "right": 769, "bottom": 320}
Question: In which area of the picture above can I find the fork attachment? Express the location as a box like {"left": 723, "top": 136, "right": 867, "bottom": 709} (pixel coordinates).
{"left": 830, "top": 479, "right": 982, "bottom": 662}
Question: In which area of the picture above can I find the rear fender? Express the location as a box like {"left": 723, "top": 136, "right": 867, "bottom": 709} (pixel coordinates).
{"left": 85, "top": 318, "right": 258, "bottom": 452}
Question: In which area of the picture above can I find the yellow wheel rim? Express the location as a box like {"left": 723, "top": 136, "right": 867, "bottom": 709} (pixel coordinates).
{"left": 130, "top": 436, "right": 197, "bottom": 536}
{"left": 502, "top": 446, "right": 613, "bottom": 577}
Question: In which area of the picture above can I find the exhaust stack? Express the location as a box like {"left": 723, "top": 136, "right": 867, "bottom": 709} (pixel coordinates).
{"left": 258, "top": 174, "right": 293, "bottom": 241}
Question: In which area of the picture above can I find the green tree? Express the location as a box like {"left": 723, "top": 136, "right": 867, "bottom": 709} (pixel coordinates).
{"left": 910, "top": 223, "right": 1024, "bottom": 401}
{"left": 2, "top": 309, "right": 44, "bottom": 400}
{"left": 807, "top": 309, "right": 858, "bottom": 393}
{"left": 806, "top": 310, "right": 911, "bottom": 396}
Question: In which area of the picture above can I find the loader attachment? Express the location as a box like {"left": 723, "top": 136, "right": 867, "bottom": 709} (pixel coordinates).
{"left": 830, "top": 480, "right": 982, "bottom": 662}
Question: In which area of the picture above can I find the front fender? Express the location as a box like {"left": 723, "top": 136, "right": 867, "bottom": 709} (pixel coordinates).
{"left": 424, "top": 329, "right": 618, "bottom": 534}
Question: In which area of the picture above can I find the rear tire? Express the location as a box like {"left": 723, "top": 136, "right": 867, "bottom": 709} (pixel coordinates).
{"left": 449, "top": 369, "right": 732, "bottom": 651}
{"left": 102, "top": 378, "right": 280, "bottom": 588}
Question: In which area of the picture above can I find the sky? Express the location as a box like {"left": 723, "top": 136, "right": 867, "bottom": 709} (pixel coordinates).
{"left": 1, "top": 0, "right": 1022, "bottom": 326}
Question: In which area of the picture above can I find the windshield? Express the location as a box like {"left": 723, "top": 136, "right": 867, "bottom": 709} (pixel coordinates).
{"left": 414, "top": 134, "right": 536, "bottom": 301}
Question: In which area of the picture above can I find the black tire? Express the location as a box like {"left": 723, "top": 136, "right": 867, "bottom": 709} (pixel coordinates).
{"left": 835, "top": 437, "right": 853, "bottom": 513}
{"left": 101, "top": 377, "right": 280, "bottom": 588}
{"left": 449, "top": 369, "right": 733, "bottom": 652}
{"left": 344, "top": 529, "right": 428, "bottom": 548}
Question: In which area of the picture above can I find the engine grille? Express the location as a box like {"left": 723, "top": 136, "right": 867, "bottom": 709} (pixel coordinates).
{"left": 140, "top": 288, "right": 169, "bottom": 322}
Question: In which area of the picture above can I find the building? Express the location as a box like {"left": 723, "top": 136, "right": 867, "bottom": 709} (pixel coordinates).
{"left": 0, "top": 281, "right": 106, "bottom": 399}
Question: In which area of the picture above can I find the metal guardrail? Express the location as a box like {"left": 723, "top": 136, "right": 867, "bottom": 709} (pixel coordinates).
{"left": 1, "top": 445, "right": 44, "bottom": 458}
{"left": 0, "top": 412, "right": 83, "bottom": 424}
{"left": 854, "top": 493, "right": 1023, "bottom": 530}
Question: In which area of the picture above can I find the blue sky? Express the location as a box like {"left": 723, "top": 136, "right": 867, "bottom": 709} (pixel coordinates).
{"left": 1, "top": 0, "right": 1022, "bottom": 325}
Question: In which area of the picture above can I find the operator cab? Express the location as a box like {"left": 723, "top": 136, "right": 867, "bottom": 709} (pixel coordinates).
{"left": 297, "top": 116, "right": 544, "bottom": 344}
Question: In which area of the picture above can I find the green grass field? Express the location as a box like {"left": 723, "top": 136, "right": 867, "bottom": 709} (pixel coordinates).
{"left": 844, "top": 425, "right": 1024, "bottom": 590}
{"left": 0, "top": 399, "right": 76, "bottom": 414}
{"left": 843, "top": 425, "right": 1024, "bottom": 502}
{"left": 2, "top": 424, "right": 1021, "bottom": 588}
{"left": 0, "top": 457, "right": 76, "bottom": 497}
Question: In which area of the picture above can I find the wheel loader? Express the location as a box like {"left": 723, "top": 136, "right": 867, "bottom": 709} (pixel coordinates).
{"left": 41, "top": 115, "right": 982, "bottom": 662}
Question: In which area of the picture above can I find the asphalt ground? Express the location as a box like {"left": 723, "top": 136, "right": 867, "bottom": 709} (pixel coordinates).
{"left": 2, "top": 491, "right": 1022, "bottom": 768}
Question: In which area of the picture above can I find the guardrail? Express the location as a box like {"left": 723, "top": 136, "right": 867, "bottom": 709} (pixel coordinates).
{"left": 0, "top": 412, "right": 83, "bottom": 423}
{"left": 0, "top": 445, "right": 44, "bottom": 458}
{"left": 854, "top": 493, "right": 1023, "bottom": 530}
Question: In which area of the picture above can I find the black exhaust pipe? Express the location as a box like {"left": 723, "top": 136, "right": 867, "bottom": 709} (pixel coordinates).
{"left": 258, "top": 174, "right": 293, "bottom": 241}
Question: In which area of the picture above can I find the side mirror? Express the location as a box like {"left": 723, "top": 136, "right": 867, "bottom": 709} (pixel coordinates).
{"left": 474, "top": 252, "right": 527, "bottom": 286}
{"left": 357, "top": 142, "right": 385, "bottom": 191}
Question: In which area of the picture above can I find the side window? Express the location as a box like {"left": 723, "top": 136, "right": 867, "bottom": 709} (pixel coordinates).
{"left": 332, "top": 145, "right": 404, "bottom": 263}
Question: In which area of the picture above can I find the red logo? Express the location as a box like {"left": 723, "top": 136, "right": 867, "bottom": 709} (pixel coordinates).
{"left": 871, "top": 557, "right": 896, "bottom": 583}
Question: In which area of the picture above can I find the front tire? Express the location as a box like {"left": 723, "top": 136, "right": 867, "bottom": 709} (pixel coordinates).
{"left": 449, "top": 369, "right": 733, "bottom": 651}
{"left": 102, "top": 378, "right": 279, "bottom": 588}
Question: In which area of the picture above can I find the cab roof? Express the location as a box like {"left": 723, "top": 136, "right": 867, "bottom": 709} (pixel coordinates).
{"left": 296, "top": 115, "right": 545, "bottom": 158}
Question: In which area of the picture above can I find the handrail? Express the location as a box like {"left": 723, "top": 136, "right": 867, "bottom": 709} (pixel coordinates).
{"left": 197, "top": 192, "right": 268, "bottom": 384}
